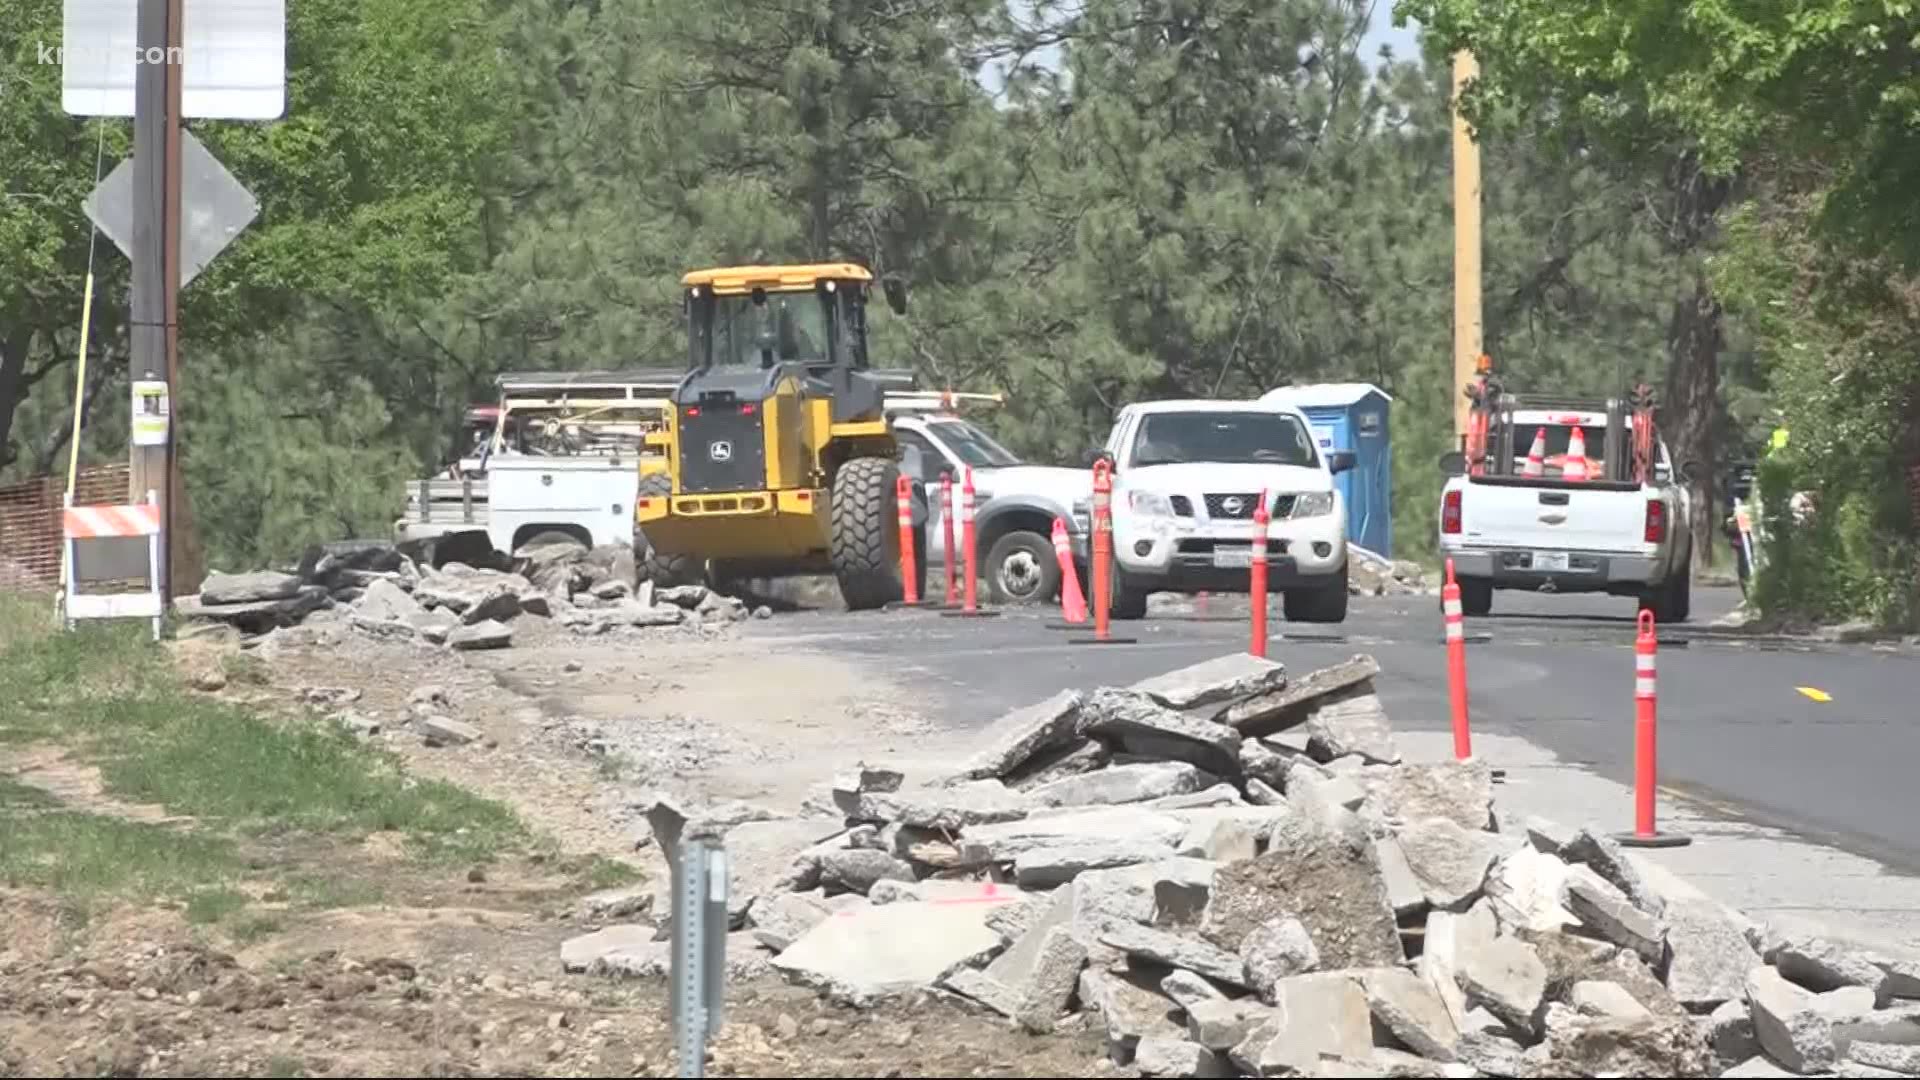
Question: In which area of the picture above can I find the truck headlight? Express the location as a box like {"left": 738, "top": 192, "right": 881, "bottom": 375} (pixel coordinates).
{"left": 1128, "top": 491, "right": 1174, "bottom": 517}
{"left": 1290, "top": 491, "right": 1335, "bottom": 518}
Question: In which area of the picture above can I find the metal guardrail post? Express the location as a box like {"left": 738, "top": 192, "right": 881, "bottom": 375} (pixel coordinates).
{"left": 672, "top": 835, "right": 729, "bottom": 1078}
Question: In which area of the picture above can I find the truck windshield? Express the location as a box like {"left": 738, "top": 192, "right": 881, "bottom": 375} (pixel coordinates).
{"left": 707, "top": 292, "right": 832, "bottom": 369}
{"left": 1130, "top": 411, "right": 1318, "bottom": 468}
{"left": 928, "top": 420, "right": 1021, "bottom": 468}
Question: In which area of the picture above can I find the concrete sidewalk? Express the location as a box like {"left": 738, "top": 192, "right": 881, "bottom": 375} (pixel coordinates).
{"left": 1399, "top": 729, "right": 1920, "bottom": 956}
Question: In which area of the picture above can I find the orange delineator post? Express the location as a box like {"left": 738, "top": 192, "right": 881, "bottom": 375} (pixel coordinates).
{"left": 894, "top": 473, "right": 919, "bottom": 604}
{"left": 1249, "top": 489, "right": 1270, "bottom": 658}
{"left": 1443, "top": 558, "right": 1472, "bottom": 761}
{"left": 1618, "top": 610, "right": 1691, "bottom": 847}
{"left": 942, "top": 474, "right": 958, "bottom": 606}
{"left": 1090, "top": 459, "right": 1112, "bottom": 638}
{"left": 1051, "top": 517, "right": 1087, "bottom": 624}
{"left": 962, "top": 467, "right": 979, "bottom": 611}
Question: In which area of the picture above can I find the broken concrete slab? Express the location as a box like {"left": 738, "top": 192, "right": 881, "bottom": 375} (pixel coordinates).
{"left": 580, "top": 884, "right": 653, "bottom": 921}
{"left": 1246, "top": 777, "right": 1286, "bottom": 807}
{"left": 831, "top": 762, "right": 904, "bottom": 804}
{"left": 939, "top": 966, "right": 1015, "bottom": 1016}
{"left": 1011, "top": 926, "right": 1087, "bottom": 1033}
{"left": 1455, "top": 1030, "right": 1530, "bottom": 1078}
{"left": 770, "top": 896, "right": 1019, "bottom": 1007}
{"left": 1002, "top": 738, "right": 1111, "bottom": 791}
{"left": 1364, "top": 965, "right": 1462, "bottom": 1061}
{"left": 657, "top": 814, "right": 845, "bottom": 926}
{"left": 1457, "top": 933, "right": 1549, "bottom": 1039}
{"left": 956, "top": 689, "right": 1084, "bottom": 781}
{"left": 1571, "top": 979, "right": 1653, "bottom": 1020}
{"left": 1186, "top": 997, "right": 1276, "bottom": 1050}
{"left": 353, "top": 578, "right": 424, "bottom": 623}
{"left": 1078, "top": 688, "right": 1242, "bottom": 776}
{"left": 1749, "top": 963, "right": 1851, "bottom": 1074}
{"left": 1564, "top": 875, "right": 1666, "bottom": 964}
{"left": 854, "top": 779, "right": 1031, "bottom": 831}
{"left": 1849, "top": 1042, "right": 1920, "bottom": 1073}
{"left": 1239, "top": 738, "right": 1293, "bottom": 791}
{"left": 984, "top": 892, "right": 1053, "bottom": 945}
{"left": 582, "top": 931, "right": 773, "bottom": 981}
{"left": 202, "top": 570, "right": 303, "bottom": 604}
{"left": 1523, "top": 815, "right": 1578, "bottom": 856}
{"left": 1366, "top": 759, "right": 1494, "bottom": 831}
{"left": 1374, "top": 831, "right": 1428, "bottom": 917}
{"left": 1131, "top": 652, "right": 1286, "bottom": 710}
{"left": 1305, "top": 690, "right": 1402, "bottom": 766}
{"left": 1663, "top": 894, "right": 1761, "bottom": 1010}
{"left": 1219, "top": 654, "right": 1380, "bottom": 735}
{"left": 1134, "top": 1036, "right": 1228, "bottom": 1078}
{"left": 1161, "top": 969, "right": 1230, "bottom": 1011}
{"left": 1240, "top": 915, "right": 1318, "bottom": 1003}
{"left": 1178, "top": 817, "right": 1258, "bottom": 863}
{"left": 1721, "top": 1056, "right": 1804, "bottom": 1078}
{"left": 1535, "top": 1010, "right": 1714, "bottom": 1078}
{"left": 1777, "top": 935, "right": 1897, "bottom": 1005}
{"left": 1072, "top": 859, "right": 1218, "bottom": 962}
{"left": 1483, "top": 846, "right": 1579, "bottom": 935}
{"left": 1100, "top": 922, "right": 1249, "bottom": 988}
{"left": 1228, "top": 972, "right": 1373, "bottom": 1075}
{"left": 1028, "top": 761, "right": 1215, "bottom": 808}
{"left": 1868, "top": 952, "right": 1920, "bottom": 1001}
{"left": 1013, "top": 840, "right": 1173, "bottom": 888}
{"left": 1146, "top": 783, "right": 1244, "bottom": 810}
{"left": 816, "top": 848, "right": 916, "bottom": 894}
{"left": 1710, "top": 998, "right": 1760, "bottom": 1061}
{"left": 1079, "top": 966, "right": 1187, "bottom": 1055}
{"left": 560, "top": 924, "right": 655, "bottom": 972}
{"left": 956, "top": 805, "right": 1186, "bottom": 865}
{"left": 1562, "top": 827, "right": 1665, "bottom": 918}
{"left": 1833, "top": 1002, "right": 1920, "bottom": 1046}
{"left": 1398, "top": 816, "right": 1502, "bottom": 912}
{"left": 447, "top": 618, "right": 514, "bottom": 649}
{"left": 747, "top": 892, "right": 832, "bottom": 952}
{"left": 420, "top": 716, "right": 483, "bottom": 746}
{"left": 1199, "top": 812, "right": 1400, "bottom": 969}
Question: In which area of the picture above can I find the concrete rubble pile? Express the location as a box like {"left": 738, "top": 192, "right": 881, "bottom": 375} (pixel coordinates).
{"left": 1347, "top": 546, "right": 1434, "bottom": 597}
{"left": 179, "top": 538, "right": 768, "bottom": 646}
{"left": 558, "top": 650, "right": 1920, "bottom": 1078}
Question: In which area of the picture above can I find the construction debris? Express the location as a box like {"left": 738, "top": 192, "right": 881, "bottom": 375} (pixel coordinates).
{"left": 180, "top": 539, "right": 760, "bottom": 646}
{"left": 550, "top": 650, "right": 1920, "bottom": 1078}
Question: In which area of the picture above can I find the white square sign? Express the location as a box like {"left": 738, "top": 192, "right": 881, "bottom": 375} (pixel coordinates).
{"left": 60, "top": 0, "right": 285, "bottom": 119}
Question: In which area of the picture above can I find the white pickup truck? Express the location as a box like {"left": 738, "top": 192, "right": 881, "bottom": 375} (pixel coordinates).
{"left": 1437, "top": 405, "right": 1693, "bottom": 621}
{"left": 1100, "top": 398, "right": 1355, "bottom": 622}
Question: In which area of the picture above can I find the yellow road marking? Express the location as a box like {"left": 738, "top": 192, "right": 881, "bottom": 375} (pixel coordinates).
{"left": 1795, "top": 686, "right": 1833, "bottom": 703}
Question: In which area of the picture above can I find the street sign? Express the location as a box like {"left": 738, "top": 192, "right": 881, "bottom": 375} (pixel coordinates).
{"left": 61, "top": 0, "right": 286, "bottom": 119}
{"left": 83, "top": 130, "right": 259, "bottom": 289}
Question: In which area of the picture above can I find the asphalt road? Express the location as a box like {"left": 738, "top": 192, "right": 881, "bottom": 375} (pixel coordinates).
{"left": 744, "top": 582, "right": 1920, "bottom": 872}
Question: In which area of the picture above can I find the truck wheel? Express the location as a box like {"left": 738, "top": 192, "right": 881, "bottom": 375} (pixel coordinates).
{"left": 1109, "top": 569, "right": 1150, "bottom": 621}
{"left": 1283, "top": 561, "right": 1350, "bottom": 624}
{"left": 636, "top": 475, "right": 706, "bottom": 587}
{"left": 985, "top": 531, "right": 1060, "bottom": 606}
{"left": 831, "top": 457, "right": 903, "bottom": 611}
{"left": 1458, "top": 577, "right": 1493, "bottom": 617}
{"left": 1640, "top": 567, "right": 1692, "bottom": 623}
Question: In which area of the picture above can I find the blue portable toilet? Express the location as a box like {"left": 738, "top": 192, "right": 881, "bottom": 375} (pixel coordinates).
{"left": 1258, "top": 383, "right": 1394, "bottom": 558}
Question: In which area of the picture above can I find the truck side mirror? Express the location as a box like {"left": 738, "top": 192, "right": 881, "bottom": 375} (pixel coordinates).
{"left": 1439, "top": 451, "right": 1467, "bottom": 476}
{"left": 1328, "top": 450, "right": 1357, "bottom": 475}
{"left": 881, "top": 276, "right": 908, "bottom": 316}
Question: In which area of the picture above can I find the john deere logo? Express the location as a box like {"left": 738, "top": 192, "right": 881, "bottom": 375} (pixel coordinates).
{"left": 1222, "top": 496, "right": 1245, "bottom": 515}
{"left": 709, "top": 440, "right": 732, "bottom": 462}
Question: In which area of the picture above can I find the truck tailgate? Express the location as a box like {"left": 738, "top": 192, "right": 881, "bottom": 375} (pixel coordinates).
{"left": 1459, "top": 478, "right": 1650, "bottom": 554}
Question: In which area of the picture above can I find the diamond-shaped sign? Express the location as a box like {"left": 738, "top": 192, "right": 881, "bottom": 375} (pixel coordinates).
{"left": 83, "top": 130, "right": 259, "bottom": 290}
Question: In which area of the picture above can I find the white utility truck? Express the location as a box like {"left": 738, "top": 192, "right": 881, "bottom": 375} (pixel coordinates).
{"left": 889, "top": 393, "right": 1094, "bottom": 605}
{"left": 1436, "top": 384, "right": 1694, "bottom": 621}
{"left": 1099, "top": 398, "right": 1355, "bottom": 622}
{"left": 394, "top": 370, "right": 677, "bottom": 563}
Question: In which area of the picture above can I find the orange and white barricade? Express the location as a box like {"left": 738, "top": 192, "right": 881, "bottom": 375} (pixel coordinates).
{"left": 62, "top": 491, "right": 164, "bottom": 640}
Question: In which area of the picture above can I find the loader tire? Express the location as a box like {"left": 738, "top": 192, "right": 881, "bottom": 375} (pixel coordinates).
{"left": 831, "top": 456, "right": 903, "bottom": 611}
{"left": 635, "top": 474, "right": 707, "bottom": 587}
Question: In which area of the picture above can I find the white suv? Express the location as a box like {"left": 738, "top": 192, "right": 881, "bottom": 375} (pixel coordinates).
{"left": 1102, "top": 399, "right": 1353, "bottom": 622}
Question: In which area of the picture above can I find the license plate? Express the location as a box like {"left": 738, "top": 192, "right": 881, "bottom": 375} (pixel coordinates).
{"left": 1212, "top": 546, "right": 1254, "bottom": 569}
{"left": 1533, "top": 551, "right": 1570, "bottom": 572}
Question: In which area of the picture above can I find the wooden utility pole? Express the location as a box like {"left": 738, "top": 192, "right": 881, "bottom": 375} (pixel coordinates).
{"left": 1451, "top": 49, "right": 1483, "bottom": 440}
{"left": 130, "top": 0, "right": 190, "bottom": 602}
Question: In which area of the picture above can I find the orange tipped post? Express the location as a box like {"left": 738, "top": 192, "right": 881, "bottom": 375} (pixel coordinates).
{"left": 940, "top": 466, "right": 998, "bottom": 618}
{"left": 1070, "top": 456, "right": 1135, "bottom": 645}
{"left": 1443, "top": 558, "right": 1472, "bottom": 761}
{"left": 1617, "top": 610, "right": 1691, "bottom": 848}
{"left": 941, "top": 474, "right": 958, "bottom": 606}
{"left": 888, "top": 473, "right": 924, "bottom": 607}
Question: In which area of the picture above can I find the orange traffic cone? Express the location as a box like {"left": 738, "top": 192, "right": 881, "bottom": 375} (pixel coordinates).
{"left": 1563, "top": 426, "right": 1591, "bottom": 482}
{"left": 1523, "top": 427, "right": 1547, "bottom": 477}
{"left": 1052, "top": 518, "right": 1088, "bottom": 624}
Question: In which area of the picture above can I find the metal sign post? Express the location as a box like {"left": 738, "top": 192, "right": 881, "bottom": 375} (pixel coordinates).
{"left": 672, "top": 836, "right": 728, "bottom": 1078}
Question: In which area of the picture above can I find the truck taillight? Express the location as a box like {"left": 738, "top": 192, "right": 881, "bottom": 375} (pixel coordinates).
{"left": 1442, "top": 489, "right": 1463, "bottom": 534}
{"left": 1645, "top": 498, "right": 1666, "bottom": 543}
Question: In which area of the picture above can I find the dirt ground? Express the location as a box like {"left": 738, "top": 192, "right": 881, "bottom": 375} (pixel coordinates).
{"left": 3, "top": 603, "right": 1114, "bottom": 1078}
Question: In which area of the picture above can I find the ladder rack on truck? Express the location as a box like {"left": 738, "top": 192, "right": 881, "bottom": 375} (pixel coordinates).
{"left": 1466, "top": 386, "right": 1659, "bottom": 491}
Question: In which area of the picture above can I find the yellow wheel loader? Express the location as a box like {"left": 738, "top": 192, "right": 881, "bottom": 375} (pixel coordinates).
{"left": 633, "top": 263, "right": 927, "bottom": 609}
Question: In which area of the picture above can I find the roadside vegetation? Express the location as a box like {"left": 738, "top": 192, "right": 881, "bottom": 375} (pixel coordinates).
{"left": 0, "top": 592, "right": 628, "bottom": 936}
